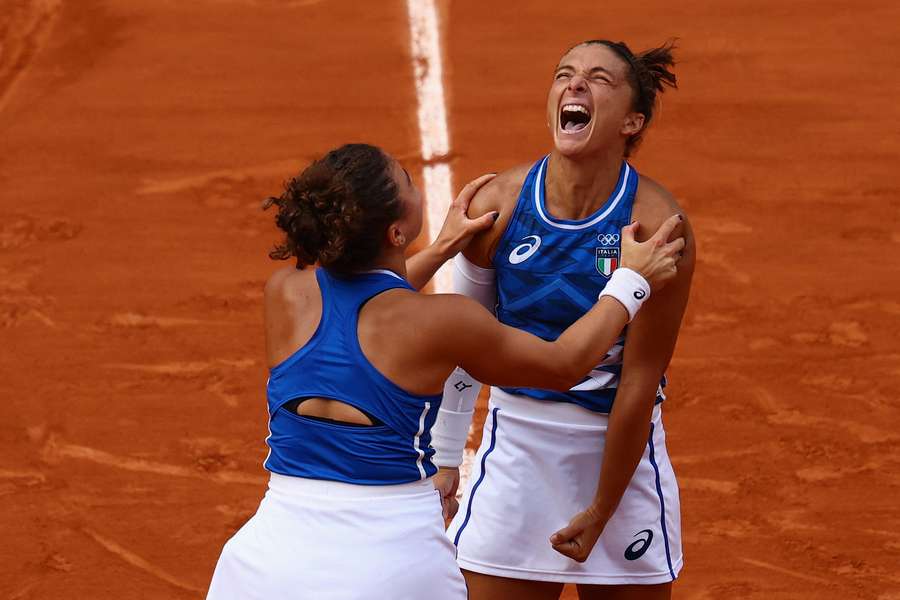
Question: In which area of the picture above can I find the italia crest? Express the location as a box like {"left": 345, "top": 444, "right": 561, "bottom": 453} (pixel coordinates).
{"left": 596, "top": 247, "right": 618, "bottom": 277}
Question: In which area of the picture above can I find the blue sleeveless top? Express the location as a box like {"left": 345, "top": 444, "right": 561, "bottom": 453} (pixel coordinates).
{"left": 264, "top": 268, "right": 442, "bottom": 485}
{"left": 493, "top": 155, "right": 666, "bottom": 413}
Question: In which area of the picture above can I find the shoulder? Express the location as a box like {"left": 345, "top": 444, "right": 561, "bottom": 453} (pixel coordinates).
{"left": 264, "top": 265, "right": 318, "bottom": 313}
{"left": 366, "top": 289, "right": 493, "bottom": 355}
{"left": 265, "top": 264, "right": 302, "bottom": 298}
{"left": 383, "top": 288, "right": 489, "bottom": 323}
{"left": 633, "top": 173, "right": 692, "bottom": 244}
{"left": 463, "top": 162, "right": 533, "bottom": 267}
{"left": 466, "top": 163, "right": 533, "bottom": 218}
{"left": 388, "top": 289, "right": 493, "bottom": 332}
{"left": 264, "top": 264, "right": 296, "bottom": 291}
{"left": 634, "top": 174, "right": 682, "bottom": 220}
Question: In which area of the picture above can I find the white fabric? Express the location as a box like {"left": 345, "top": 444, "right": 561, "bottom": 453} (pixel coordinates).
{"left": 431, "top": 255, "right": 497, "bottom": 467}
{"left": 432, "top": 369, "right": 477, "bottom": 468}
{"left": 451, "top": 253, "right": 497, "bottom": 311}
{"left": 207, "top": 474, "right": 466, "bottom": 600}
{"left": 447, "top": 388, "right": 683, "bottom": 585}
{"left": 597, "top": 267, "right": 650, "bottom": 322}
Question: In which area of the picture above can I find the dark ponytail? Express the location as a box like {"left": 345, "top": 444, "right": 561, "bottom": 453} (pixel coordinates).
{"left": 263, "top": 144, "right": 402, "bottom": 274}
{"left": 575, "top": 39, "right": 678, "bottom": 156}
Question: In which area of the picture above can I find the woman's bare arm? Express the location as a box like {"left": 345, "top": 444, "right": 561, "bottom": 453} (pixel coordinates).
{"left": 438, "top": 294, "right": 630, "bottom": 391}
{"left": 404, "top": 174, "right": 498, "bottom": 290}
{"left": 432, "top": 214, "right": 685, "bottom": 390}
{"left": 550, "top": 182, "right": 695, "bottom": 563}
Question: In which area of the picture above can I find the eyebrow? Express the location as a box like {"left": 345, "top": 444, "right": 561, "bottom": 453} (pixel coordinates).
{"left": 555, "top": 64, "right": 615, "bottom": 78}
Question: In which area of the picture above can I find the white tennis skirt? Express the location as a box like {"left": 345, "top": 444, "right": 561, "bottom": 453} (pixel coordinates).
{"left": 207, "top": 473, "right": 467, "bottom": 600}
{"left": 447, "top": 388, "right": 683, "bottom": 585}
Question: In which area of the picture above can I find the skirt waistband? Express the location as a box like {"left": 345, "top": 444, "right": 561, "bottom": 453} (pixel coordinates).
{"left": 490, "top": 387, "right": 661, "bottom": 428}
{"left": 266, "top": 472, "right": 435, "bottom": 501}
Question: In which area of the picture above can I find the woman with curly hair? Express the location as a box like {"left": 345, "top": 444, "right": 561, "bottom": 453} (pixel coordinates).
{"left": 205, "top": 143, "right": 684, "bottom": 600}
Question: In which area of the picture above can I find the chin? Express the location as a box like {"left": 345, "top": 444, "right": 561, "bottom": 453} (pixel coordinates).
{"left": 551, "top": 121, "right": 599, "bottom": 159}
{"left": 553, "top": 136, "right": 593, "bottom": 159}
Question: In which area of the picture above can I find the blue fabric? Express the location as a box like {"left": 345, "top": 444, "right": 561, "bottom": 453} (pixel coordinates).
{"left": 648, "top": 423, "right": 676, "bottom": 580}
{"left": 453, "top": 407, "right": 500, "bottom": 547}
{"left": 494, "top": 155, "right": 665, "bottom": 413}
{"left": 264, "top": 268, "right": 442, "bottom": 485}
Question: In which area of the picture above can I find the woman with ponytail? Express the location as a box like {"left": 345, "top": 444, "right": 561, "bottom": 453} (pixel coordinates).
{"left": 432, "top": 41, "right": 694, "bottom": 599}
{"left": 205, "top": 143, "right": 685, "bottom": 599}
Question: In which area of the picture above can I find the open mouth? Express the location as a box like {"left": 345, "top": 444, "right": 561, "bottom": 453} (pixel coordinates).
{"left": 559, "top": 103, "right": 591, "bottom": 134}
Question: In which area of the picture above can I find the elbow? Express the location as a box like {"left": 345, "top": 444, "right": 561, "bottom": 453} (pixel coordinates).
{"left": 536, "top": 342, "right": 586, "bottom": 391}
{"left": 544, "top": 362, "right": 584, "bottom": 391}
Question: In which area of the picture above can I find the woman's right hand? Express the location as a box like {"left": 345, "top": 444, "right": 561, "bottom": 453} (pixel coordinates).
{"left": 431, "top": 174, "right": 498, "bottom": 259}
{"left": 620, "top": 215, "right": 685, "bottom": 292}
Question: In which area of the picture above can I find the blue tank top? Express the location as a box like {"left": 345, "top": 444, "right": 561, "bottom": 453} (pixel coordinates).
{"left": 264, "top": 268, "right": 442, "bottom": 485}
{"left": 493, "top": 155, "right": 666, "bottom": 413}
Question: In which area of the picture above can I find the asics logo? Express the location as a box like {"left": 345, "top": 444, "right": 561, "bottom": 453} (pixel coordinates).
{"left": 509, "top": 235, "right": 542, "bottom": 264}
{"left": 597, "top": 233, "right": 620, "bottom": 246}
{"left": 624, "top": 529, "right": 653, "bottom": 560}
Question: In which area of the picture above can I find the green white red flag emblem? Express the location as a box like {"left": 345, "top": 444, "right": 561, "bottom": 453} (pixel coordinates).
{"left": 596, "top": 247, "right": 618, "bottom": 277}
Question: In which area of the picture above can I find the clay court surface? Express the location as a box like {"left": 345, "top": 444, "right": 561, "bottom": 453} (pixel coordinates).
{"left": 2, "top": 0, "right": 899, "bottom": 598}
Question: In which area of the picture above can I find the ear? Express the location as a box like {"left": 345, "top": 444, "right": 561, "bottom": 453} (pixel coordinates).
{"left": 388, "top": 224, "right": 406, "bottom": 248}
{"left": 621, "top": 112, "right": 645, "bottom": 137}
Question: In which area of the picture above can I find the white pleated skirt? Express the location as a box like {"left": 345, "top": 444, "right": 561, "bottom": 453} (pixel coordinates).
{"left": 207, "top": 473, "right": 467, "bottom": 600}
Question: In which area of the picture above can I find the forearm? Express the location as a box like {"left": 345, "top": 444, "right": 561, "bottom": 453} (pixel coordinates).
{"left": 432, "top": 366, "right": 481, "bottom": 467}
{"left": 405, "top": 242, "right": 452, "bottom": 290}
{"left": 589, "top": 380, "right": 658, "bottom": 520}
{"left": 550, "top": 298, "right": 629, "bottom": 384}
{"left": 460, "top": 267, "right": 649, "bottom": 390}
{"left": 549, "top": 269, "right": 649, "bottom": 386}
{"left": 431, "top": 255, "right": 495, "bottom": 466}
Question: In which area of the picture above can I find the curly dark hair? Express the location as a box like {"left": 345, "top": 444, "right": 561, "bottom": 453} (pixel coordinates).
{"left": 571, "top": 39, "right": 678, "bottom": 157}
{"left": 263, "top": 144, "right": 402, "bottom": 274}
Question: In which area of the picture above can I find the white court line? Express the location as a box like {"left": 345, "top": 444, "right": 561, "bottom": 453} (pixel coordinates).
{"left": 406, "top": 1, "right": 476, "bottom": 493}
{"left": 406, "top": 0, "right": 453, "bottom": 293}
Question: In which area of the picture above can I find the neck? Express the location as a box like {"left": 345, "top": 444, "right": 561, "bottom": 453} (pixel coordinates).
{"left": 365, "top": 249, "right": 407, "bottom": 279}
{"left": 545, "top": 147, "right": 625, "bottom": 220}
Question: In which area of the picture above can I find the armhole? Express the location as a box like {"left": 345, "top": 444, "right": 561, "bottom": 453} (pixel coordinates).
{"left": 620, "top": 164, "right": 640, "bottom": 225}
{"left": 268, "top": 268, "right": 330, "bottom": 374}
{"left": 350, "top": 284, "right": 439, "bottom": 408}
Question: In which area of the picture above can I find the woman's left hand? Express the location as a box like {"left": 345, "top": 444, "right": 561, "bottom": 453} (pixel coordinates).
{"left": 432, "top": 173, "right": 498, "bottom": 258}
{"left": 549, "top": 506, "right": 608, "bottom": 563}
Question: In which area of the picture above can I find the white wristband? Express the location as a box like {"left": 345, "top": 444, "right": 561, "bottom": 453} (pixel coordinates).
{"left": 598, "top": 268, "right": 650, "bottom": 322}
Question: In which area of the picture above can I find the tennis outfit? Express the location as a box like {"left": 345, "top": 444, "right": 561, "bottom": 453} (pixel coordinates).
{"left": 447, "top": 156, "right": 683, "bottom": 584}
{"left": 207, "top": 269, "right": 466, "bottom": 600}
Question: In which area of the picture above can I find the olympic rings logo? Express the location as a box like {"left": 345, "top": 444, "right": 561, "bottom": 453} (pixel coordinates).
{"left": 597, "top": 233, "right": 620, "bottom": 246}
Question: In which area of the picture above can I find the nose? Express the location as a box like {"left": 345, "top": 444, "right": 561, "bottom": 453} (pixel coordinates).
{"left": 567, "top": 74, "right": 588, "bottom": 92}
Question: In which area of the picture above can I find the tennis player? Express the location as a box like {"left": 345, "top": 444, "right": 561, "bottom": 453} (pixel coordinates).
{"left": 432, "top": 40, "right": 693, "bottom": 600}
{"left": 205, "top": 142, "right": 684, "bottom": 599}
